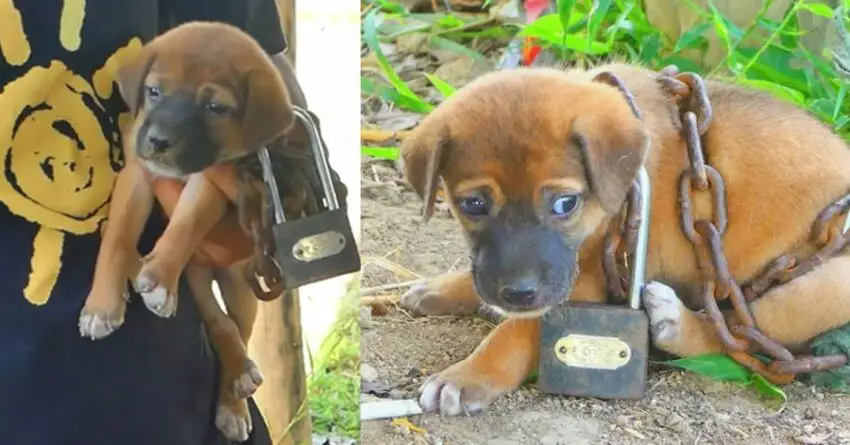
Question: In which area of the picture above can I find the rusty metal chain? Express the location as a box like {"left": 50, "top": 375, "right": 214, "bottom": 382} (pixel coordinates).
{"left": 602, "top": 66, "right": 850, "bottom": 384}
{"left": 667, "top": 70, "right": 850, "bottom": 383}
{"left": 244, "top": 217, "right": 286, "bottom": 301}
{"left": 603, "top": 184, "right": 641, "bottom": 303}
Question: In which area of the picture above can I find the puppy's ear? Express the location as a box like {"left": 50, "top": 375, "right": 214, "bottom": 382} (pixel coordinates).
{"left": 568, "top": 71, "right": 648, "bottom": 214}
{"left": 400, "top": 127, "right": 450, "bottom": 222}
{"left": 116, "top": 47, "right": 156, "bottom": 113}
{"left": 242, "top": 68, "right": 295, "bottom": 151}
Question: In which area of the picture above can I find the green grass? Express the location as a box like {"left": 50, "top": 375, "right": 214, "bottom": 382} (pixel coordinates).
{"left": 361, "top": 0, "right": 850, "bottom": 161}
{"left": 307, "top": 278, "right": 361, "bottom": 439}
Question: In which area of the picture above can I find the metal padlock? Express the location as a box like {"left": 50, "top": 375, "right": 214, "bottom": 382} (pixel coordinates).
{"left": 537, "top": 166, "right": 652, "bottom": 400}
{"left": 256, "top": 106, "right": 361, "bottom": 291}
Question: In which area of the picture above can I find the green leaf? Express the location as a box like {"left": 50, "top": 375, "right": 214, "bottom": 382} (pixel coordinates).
{"left": 423, "top": 73, "right": 457, "bottom": 98}
{"left": 362, "top": 10, "right": 433, "bottom": 114}
{"left": 361, "top": 77, "right": 433, "bottom": 114}
{"left": 658, "top": 55, "right": 703, "bottom": 74}
{"left": 361, "top": 146, "right": 400, "bottom": 160}
{"left": 557, "top": 0, "right": 576, "bottom": 35}
{"left": 735, "top": 78, "right": 807, "bottom": 104}
{"left": 835, "top": 114, "right": 850, "bottom": 131}
{"left": 524, "top": 368, "right": 539, "bottom": 385}
{"left": 369, "top": 0, "right": 407, "bottom": 14}
{"left": 751, "top": 374, "right": 788, "bottom": 403}
{"left": 673, "top": 22, "right": 712, "bottom": 53}
{"left": 638, "top": 34, "right": 662, "bottom": 64}
{"left": 586, "top": 0, "right": 613, "bottom": 41}
{"left": 735, "top": 47, "right": 811, "bottom": 95}
{"left": 707, "top": 3, "right": 734, "bottom": 55}
{"left": 437, "top": 14, "right": 465, "bottom": 29}
{"left": 660, "top": 353, "right": 753, "bottom": 382}
{"left": 834, "top": 83, "right": 847, "bottom": 120}
{"left": 798, "top": 2, "right": 836, "bottom": 18}
{"left": 519, "top": 15, "right": 612, "bottom": 55}
{"left": 428, "top": 35, "right": 484, "bottom": 60}
{"left": 808, "top": 98, "right": 839, "bottom": 122}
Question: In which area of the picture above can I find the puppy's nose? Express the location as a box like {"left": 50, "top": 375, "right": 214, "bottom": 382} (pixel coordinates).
{"left": 147, "top": 134, "right": 171, "bottom": 153}
{"left": 499, "top": 277, "right": 539, "bottom": 306}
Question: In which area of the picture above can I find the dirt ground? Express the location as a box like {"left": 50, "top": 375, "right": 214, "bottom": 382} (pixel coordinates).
{"left": 358, "top": 159, "right": 850, "bottom": 445}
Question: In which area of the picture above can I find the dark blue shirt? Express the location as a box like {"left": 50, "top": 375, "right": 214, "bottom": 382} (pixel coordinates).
{"left": 0, "top": 1, "right": 286, "bottom": 443}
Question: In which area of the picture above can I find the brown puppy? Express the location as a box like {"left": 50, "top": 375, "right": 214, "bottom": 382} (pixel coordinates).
{"left": 77, "top": 22, "right": 293, "bottom": 440}
{"left": 399, "top": 63, "right": 850, "bottom": 416}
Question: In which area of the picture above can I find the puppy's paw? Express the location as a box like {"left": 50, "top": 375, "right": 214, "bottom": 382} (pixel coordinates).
{"left": 134, "top": 271, "right": 178, "bottom": 318}
{"left": 216, "top": 401, "right": 252, "bottom": 442}
{"left": 233, "top": 360, "right": 264, "bottom": 399}
{"left": 79, "top": 290, "right": 129, "bottom": 340}
{"left": 418, "top": 367, "right": 500, "bottom": 416}
{"left": 400, "top": 273, "right": 478, "bottom": 317}
{"left": 642, "top": 281, "right": 684, "bottom": 345}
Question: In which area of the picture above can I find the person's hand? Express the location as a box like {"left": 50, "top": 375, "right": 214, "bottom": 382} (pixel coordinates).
{"left": 150, "top": 165, "right": 254, "bottom": 268}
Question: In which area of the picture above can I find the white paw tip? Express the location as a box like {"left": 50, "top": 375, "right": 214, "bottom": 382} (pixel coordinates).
{"left": 140, "top": 286, "right": 175, "bottom": 318}
{"left": 216, "top": 405, "right": 252, "bottom": 442}
{"left": 400, "top": 283, "right": 426, "bottom": 305}
{"left": 418, "top": 376, "right": 484, "bottom": 417}
{"left": 78, "top": 312, "right": 122, "bottom": 340}
{"left": 642, "top": 282, "right": 682, "bottom": 342}
{"left": 234, "top": 367, "right": 264, "bottom": 399}
{"left": 419, "top": 377, "right": 442, "bottom": 413}
{"left": 438, "top": 383, "right": 463, "bottom": 416}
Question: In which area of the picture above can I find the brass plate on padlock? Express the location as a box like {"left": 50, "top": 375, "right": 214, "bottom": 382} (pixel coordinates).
{"left": 554, "top": 334, "right": 631, "bottom": 370}
{"left": 538, "top": 303, "right": 649, "bottom": 399}
{"left": 292, "top": 231, "right": 347, "bottom": 262}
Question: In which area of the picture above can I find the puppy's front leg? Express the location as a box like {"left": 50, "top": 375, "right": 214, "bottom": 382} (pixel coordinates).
{"left": 400, "top": 271, "right": 484, "bottom": 316}
{"left": 642, "top": 282, "right": 726, "bottom": 357}
{"left": 137, "top": 174, "right": 229, "bottom": 317}
{"left": 419, "top": 316, "right": 540, "bottom": 416}
{"left": 80, "top": 163, "right": 154, "bottom": 339}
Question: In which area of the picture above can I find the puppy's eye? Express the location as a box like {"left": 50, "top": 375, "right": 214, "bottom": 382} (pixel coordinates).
{"left": 458, "top": 196, "right": 489, "bottom": 217}
{"left": 205, "top": 102, "right": 229, "bottom": 115}
{"left": 145, "top": 86, "right": 161, "bottom": 101}
{"left": 551, "top": 194, "right": 580, "bottom": 217}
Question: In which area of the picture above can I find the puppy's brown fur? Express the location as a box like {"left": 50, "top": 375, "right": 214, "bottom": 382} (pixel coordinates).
{"left": 78, "top": 22, "right": 293, "bottom": 440}
{"left": 400, "top": 63, "right": 850, "bottom": 415}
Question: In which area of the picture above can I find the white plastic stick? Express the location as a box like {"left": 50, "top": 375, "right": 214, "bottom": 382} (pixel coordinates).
{"left": 360, "top": 399, "right": 423, "bottom": 421}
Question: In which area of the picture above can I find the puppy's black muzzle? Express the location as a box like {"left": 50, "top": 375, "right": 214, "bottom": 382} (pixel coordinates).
{"left": 470, "top": 211, "right": 577, "bottom": 314}
{"left": 136, "top": 93, "right": 219, "bottom": 174}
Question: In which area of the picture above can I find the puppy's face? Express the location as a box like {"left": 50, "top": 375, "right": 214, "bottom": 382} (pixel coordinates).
{"left": 116, "top": 22, "right": 294, "bottom": 178}
{"left": 401, "top": 67, "right": 649, "bottom": 317}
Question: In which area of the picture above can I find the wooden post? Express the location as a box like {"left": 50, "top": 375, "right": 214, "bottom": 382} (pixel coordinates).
{"left": 249, "top": 291, "right": 312, "bottom": 445}
{"left": 249, "top": 3, "right": 312, "bottom": 444}
{"left": 276, "top": 0, "right": 297, "bottom": 67}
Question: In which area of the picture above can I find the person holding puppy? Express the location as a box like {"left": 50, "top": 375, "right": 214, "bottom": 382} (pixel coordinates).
{"left": 0, "top": 0, "right": 304, "bottom": 444}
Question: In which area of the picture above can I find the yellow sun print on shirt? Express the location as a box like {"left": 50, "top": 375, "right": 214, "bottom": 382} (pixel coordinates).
{"left": 0, "top": 0, "right": 142, "bottom": 305}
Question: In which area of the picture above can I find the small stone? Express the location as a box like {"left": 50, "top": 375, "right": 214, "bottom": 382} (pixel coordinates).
{"left": 406, "top": 368, "right": 423, "bottom": 378}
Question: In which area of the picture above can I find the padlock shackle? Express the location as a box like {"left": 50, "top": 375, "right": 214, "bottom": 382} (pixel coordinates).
{"left": 255, "top": 106, "right": 341, "bottom": 225}
{"left": 258, "top": 147, "right": 287, "bottom": 225}
{"left": 292, "top": 107, "right": 340, "bottom": 211}
{"left": 628, "top": 166, "right": 651, "bottom": 310}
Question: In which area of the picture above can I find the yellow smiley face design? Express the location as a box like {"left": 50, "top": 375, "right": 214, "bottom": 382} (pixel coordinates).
{"left": 0, "top": 0, "right": 141, "bottom": 305}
